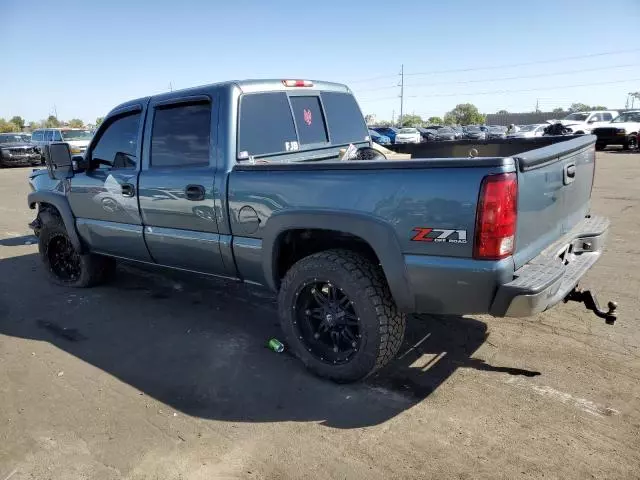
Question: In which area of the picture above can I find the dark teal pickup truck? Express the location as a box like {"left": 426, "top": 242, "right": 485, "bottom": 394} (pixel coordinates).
{"left": 28, "top": 79, "right": 616, "bottom": 382}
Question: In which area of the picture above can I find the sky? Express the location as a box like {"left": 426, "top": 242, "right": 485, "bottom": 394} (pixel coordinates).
{"left": 2, "top": 0, "right": 640, "bottom": 124}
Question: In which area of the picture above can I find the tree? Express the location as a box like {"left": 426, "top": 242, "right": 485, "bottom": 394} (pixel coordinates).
{"left": 28, "top": 120, "right": 43, "bottom": 130}
{"left": 10, "top": 116, "right": 25, "bottom": 130}
{"left": 45, "top": 115, "right": 60, "bottom": 128}
{"left": 364, "top": 114, "right": 376, "bottom": 125}
{"left": 95, "top": 117, "right": 104, "bottom": 127}
{"left": 552, "top": 108, "right": 565, "bottom": 114}
{"left": 0, "top": 118, "right": 19, "bottom": 133}
{"left": 496, "top": 110, "right": 509, "bottom": 115}
{"left": 443, "top": 103, "right": 485, "bottom": 126}
{"left": 568, "top": 103, "right": 590, "bottom": 113}
{"left": 376, "top": 120, "right": 392, "bottom": 127}
{"left": 68, "top": 118, "right": 84, "bottom": 128}
{"left": 400, "top": 114, "right": 423, "bottom": 127}
{"left": 426, "top": 116, "right": 443, "bottom": 125}
{"left": 590, "top": 105, "right": 607, "bottom": 110}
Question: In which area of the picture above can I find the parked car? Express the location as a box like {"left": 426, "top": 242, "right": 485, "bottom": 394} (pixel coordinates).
{"left": 31, "top": 128, "right": 94, "bottom": 157}
{"left": 592, "top": 110, "right": 640, "bottom": 150}
{"left": 368, "top": 129, "right": 391, "bottom": 146}
{"left": 452, "top": 126, "right": 464, "bottom": 139}
{"left": 435, "top": 127, "right": 457, "bottom": 141}
{"left": 371, "top": 126, "right": 398, "bottom": 144}
{"left": 463, "top": 125, "right": 487, "bottom": 140}
{"left": 394, "top": 127, "right": 422, "bottom": 144}
{"left": 0, "top": 133, "right": 42, "bottom": 167}
{"left": 28, "top": 78, "right": 615, "bottom": 383}
{"left": 486, "top": 126, "right": 507, "bottom": 140}
{"left": 507, "top": 124, "right": 547, "bottom": 138}
{"left": 556, "top": 110, "right": 619, "bottom": 135}
{"left": 417, "top": 127, "right": 437, "bottom": 142}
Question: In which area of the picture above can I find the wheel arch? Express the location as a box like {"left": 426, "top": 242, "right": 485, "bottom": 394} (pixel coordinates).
{"left": 28, "top": 191, "right": 83, "bottom": 252}
{"left": 261, "top": 211, "right": 415, "bottom": 312}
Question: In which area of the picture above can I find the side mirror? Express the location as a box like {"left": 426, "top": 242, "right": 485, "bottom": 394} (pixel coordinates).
{"left": 43, "top": 142, "right": 74, "bottom": 180}
{"left": 587, "top": 118, "right": 597, "bottom": 123}
{"left": 72, "top": 154, "right": 89, "bottom": 171}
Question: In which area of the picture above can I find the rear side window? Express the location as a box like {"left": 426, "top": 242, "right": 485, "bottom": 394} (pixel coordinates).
{"left": 290, "top": 96, "right": 328, "bottom": 145}
{"left": 91, "top": 112, "right": 141, "bottom": 169}
{"left": 238, "top": 92, "right": 297, "bottom": 156}
{"left": 151, "top": 102, "right": 211, "bottom": 168}
{"left": 320, "top": 92, "right": 368, "bottom": 146}
{"left": 53, "top": 130, "right": 63, "bottom": 141}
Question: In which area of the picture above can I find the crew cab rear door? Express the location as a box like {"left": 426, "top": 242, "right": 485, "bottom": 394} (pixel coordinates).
{"left": 138, "top": 93, "right": 228, "bottom": 275}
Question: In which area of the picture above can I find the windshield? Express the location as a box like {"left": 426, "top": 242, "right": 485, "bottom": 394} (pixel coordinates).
{"left": 564, "top": 113, "right": 589, "bottom": 121}
{"left": 612, "top": 112, "right": 640, "bottom": 123}
{"left": 488, "top": 126, "right": 502, "bottom": 132}
{"left": 438, "top": 128, "right": 453, "bottom": 133}
{"left": 465, "top": 126, "right": 481, "bottom": 132}
{"left": 399, "top": 128, "right": 417, "bottom": 133}
{"left": 61, "top": 129, "right": 92, "bottom": 141}
{"left": 517, "top": 125, "right": 537, "bottom": 132}
{"left": 0, "top": 134, "right": 29, "bottom": 143}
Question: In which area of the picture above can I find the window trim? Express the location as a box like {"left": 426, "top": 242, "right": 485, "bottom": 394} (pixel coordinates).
{"left": 288, "top": 93, "right": 331, "bottom": 149}
{"left": 149, "top": 98, "right": 212, "bottom": 169}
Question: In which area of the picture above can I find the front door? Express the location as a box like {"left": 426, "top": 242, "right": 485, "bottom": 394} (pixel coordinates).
{"left": 68, "top": 107, "right": 151, "bottom": 261}
{"left": 138, "top": 94, "right": 226, "bottom": 275}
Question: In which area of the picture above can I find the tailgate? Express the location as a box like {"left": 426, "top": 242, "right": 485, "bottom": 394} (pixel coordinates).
{"left": 513, "top": 136, "right": 596, "bottom": 269}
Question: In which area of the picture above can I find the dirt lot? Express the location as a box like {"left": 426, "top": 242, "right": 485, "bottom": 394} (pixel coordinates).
{"left": 1, "top": 151, "right": 639, "bottom": 480}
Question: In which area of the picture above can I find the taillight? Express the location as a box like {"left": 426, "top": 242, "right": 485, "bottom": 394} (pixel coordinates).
{"left": 473, "top": 173, "right": 518, "bottom": 260}
{"left": 282, "top": 79, "right": 314, "bottom": 87}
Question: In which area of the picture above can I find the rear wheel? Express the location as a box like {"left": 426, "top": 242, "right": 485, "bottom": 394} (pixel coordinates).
{"left": 595, "top": 143, "right": 606, "bottom": 151}
{"left": 626, "top": 135, "right": 637, "bottom": 150}
{"left": 278, "top": 249, "right": 406, "bottom": 382}
{"left": 38, "top": 212, "right": 115, "bottom": 287}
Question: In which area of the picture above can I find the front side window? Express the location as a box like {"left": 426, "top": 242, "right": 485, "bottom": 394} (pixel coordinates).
{"left": 150, "top": 102, "right": 211, "bottom": 168}
{"left": 91, "top": 112, "right": 141, "bottom": 169}
{"left": 31, "top": 131, "right": 42, "bottom": 141}
{"left": 602, "top": 113, "right": 613, "bottom": 121}
{"left": 53, "top": 130, "right": 63, "bottom": 141}
{"left": 238, "top": 92, "right": 297, "bottom": 157}
{"left": 62, "top": 130, "right": 92, "bottom": 141}
{"left": 45, "top": 130, "right": 54, "bottom": 142}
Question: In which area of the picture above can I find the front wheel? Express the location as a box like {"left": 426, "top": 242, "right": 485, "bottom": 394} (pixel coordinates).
{"left": 38, "top": 212, "right": 115, "bottom": 287}
{"left": 278, "top": 249, "right": 406, "bottom": 382}
{"left": 595, "top": 143, "right": 606, "bottom": 151}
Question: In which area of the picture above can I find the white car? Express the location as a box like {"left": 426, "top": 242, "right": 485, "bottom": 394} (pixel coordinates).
{"left": 556, "top": 110, "right": 619, "bottom": 135}
{"left": 507, "top": 124, "right": 547, "bottom": 138}
{"left": 592, "top": 110, "right": 640, "bottom": 150}
{"left": 394, "top": 128, "right": 421, "bottom": 144}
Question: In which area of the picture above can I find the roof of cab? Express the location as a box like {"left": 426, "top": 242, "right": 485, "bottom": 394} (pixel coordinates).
{"left": 109, "top": 79, "right": 351, "bottom": 115}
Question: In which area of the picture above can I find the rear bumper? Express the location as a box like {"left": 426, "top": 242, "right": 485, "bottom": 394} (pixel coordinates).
{"left": 489, "top": 215, "right": 609, "bottom": 317}
{"left": 402, "top": 215, "right": 608, "bottom": 317}
{"left": 593, "top": 131, "right": 630, "bottom": 146}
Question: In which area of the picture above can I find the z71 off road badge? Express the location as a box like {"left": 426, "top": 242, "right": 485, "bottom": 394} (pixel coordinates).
{"left": 411, "top": 227, "right": 468, "bottom": 244}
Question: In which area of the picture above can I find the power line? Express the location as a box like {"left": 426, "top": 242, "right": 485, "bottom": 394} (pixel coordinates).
{"left": 357, "top": 78, "right": 640, "bottom": 102}
{"left": 346, "top": 48, "right": 640, "bottom": 85}
{"left": 404, "top": 48, "right": 640, "bottom": 77}
{"left": 353, "top": 63, "right": 638, "bottom": 93}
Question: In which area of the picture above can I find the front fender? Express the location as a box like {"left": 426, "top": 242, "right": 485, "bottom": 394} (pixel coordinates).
{"left": 261, "top": 210, "right": 415, "bottom": 312}
{"left": 28, "top": 191, "right": 83, "bottom": 252}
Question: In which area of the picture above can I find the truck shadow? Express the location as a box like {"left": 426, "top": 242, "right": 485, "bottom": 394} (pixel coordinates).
{"left": 0, "top": 253, "right": 539, "bottom": 429}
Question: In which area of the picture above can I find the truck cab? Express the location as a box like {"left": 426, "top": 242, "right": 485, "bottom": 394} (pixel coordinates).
{"left": 558, "top": 110, "right": 619, "bottom": 135}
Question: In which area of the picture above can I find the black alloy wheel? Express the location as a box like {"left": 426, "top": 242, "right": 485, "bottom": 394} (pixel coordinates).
{"left": 294, "top": 280, "right": 361, "bottom": 365}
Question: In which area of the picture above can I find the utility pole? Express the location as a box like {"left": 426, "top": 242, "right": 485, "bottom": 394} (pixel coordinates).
{"left": 169, "top": 82, "right": 173, "bottom": 92}
{"left": 53, "top": 104, "right": 58, "bottom": 119}
{"left": 391, "top": 109, "right": 395, "bottom": 125}
{"left": 398, "top": 64, "right": 404, "bottom": 127}
{"left": 535, "top": 98, "right": 540, "bottom": 113}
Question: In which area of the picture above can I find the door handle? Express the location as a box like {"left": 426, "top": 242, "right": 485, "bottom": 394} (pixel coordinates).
{"left": 564, "top": 163, "right": 576, "bottom": 185}
{"left": 121, "top": 183, "right": 135, "bottom": 197}
{"left": 185, "top": 184, "right": 205, "bottom": 201}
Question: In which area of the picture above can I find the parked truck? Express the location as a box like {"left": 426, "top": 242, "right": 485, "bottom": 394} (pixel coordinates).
{"left": 28, "top": 79, "right": 616, "bottom": 382}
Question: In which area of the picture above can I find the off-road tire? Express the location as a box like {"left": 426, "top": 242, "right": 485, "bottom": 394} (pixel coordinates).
{"left": 38, "top": 211, "right": 115, "bottom": 287}
{"left": 278, "top": 249, "right": 406, "bottom": 383}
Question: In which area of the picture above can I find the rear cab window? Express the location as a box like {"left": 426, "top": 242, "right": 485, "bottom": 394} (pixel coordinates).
{"left": 237, "top": 89, "right": 368, "bottom": 161}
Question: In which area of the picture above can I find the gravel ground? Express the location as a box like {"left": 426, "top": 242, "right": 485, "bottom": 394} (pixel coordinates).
{"left": 1, "top": 151, "right": 639, "bottom": 479}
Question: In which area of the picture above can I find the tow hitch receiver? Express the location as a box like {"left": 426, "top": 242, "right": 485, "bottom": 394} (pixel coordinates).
{"left": 564, "top": 287, "right": 618, "bottom": 325}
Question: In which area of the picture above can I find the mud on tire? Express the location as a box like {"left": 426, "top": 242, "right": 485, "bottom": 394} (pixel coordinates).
{"left": 38, "top": 211, "right": 115, "bottom": 287}
{"left": 278, "top": 249, "right": 406, "bottom": 383}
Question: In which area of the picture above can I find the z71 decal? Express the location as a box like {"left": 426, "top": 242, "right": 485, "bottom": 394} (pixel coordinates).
{"left": 411, "top": 227, "right": 468, "bottom": 244}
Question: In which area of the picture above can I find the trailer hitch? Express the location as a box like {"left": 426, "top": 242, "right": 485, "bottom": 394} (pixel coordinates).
{"left": 564, "top": 287, "right": 617, "bottom": 325}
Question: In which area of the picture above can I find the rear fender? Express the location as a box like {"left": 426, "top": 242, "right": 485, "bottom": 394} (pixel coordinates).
{"left": 28, "top": 191, "right": 83, "bottom": 252}
{"left": 261, "top": 211, "right": 414, "bottom": 312}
